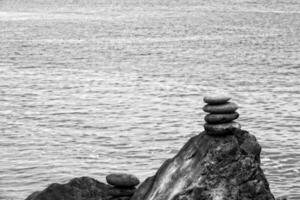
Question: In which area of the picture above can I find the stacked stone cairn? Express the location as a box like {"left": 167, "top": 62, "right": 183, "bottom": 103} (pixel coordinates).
{"left": 106, "top": 173, "right": 140, "bottom": 200}
{"left": 203, "top": 96, "right": 241, "bottom": 135}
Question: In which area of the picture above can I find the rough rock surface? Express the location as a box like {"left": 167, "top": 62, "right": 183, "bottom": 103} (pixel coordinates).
{"left": 25, "top": 176, "right": 136, "bottom": 200}
{"left": 131, "top": 129, "right": 275, "bottom": 200}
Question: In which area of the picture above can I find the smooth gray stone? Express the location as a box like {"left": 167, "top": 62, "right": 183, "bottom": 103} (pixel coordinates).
{"left": 205, "top": 112, "right": 239, "bottom": 124}
{"left": 203, "top": 96, "right": 231, "bottom": 105}
{"left": 106, "top": 173, "right": 140, "bottom": 187}
{"left": 203, "top": 102, "right": 238, "bottom": 114}
{"left": 204, "top": 122, "right": 241, "bottom": 135}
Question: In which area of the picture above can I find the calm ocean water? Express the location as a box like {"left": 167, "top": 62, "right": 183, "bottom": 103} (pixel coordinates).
{"left": 0, "top": 0, "right": 299, "bottom": 199}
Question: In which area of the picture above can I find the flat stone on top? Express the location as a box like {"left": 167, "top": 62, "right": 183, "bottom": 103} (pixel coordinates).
{"left": 106, "top": 173, "right": 140, "bottom": 187}
{"left": 203, "top": 96, "right": 231, "bottom": 105}
{"left": 205, "top": 112, "right": 239, "bottom": 124}
{"left": 203, "top": 102, "right": 238, "bottom": 114}
{"left": 204, "top": 122, "right": 241, "bottom": 135}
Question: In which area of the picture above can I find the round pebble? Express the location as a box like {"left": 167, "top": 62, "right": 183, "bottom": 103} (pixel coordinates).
{"left": 203, "top": 96, "right": 231, "bottom": 105}
{"left": 204, "top": 122, "right": 241, "bottom": 135}
{"left": 203, "top": 102, "right": 238, "bottom": 114}
{"left": 204, "top": 112, "right": 239, "bottom": 124}
{"left": 106, "top": 173, "right": 140, "bottom": 187}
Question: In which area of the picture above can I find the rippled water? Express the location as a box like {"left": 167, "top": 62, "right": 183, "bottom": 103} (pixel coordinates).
{"left": 0, "top": 0, "right": 299, "bottom": 199}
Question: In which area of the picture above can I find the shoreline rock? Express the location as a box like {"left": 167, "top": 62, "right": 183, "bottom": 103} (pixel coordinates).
{"left": 25, "top": 176, "right": 139, "bottom": 200}
{"left": 25, "top": 129, "right": 285, "bottom": 200}
{"left": 25, "top": 96, "right": 284, "bottom": 200}
{"left": 131, "top": 129, "right": 275, "bottom": 200}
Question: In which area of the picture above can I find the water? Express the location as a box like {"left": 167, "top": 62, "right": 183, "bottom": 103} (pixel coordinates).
{"left": 0, "top": 0, "right": 299, "bottom": 199}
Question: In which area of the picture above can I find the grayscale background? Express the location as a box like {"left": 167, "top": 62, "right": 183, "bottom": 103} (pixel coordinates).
{"left": 0, "top": 0, "right": 299, "bottom": 199}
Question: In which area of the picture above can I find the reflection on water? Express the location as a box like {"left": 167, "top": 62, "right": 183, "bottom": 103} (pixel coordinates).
{"left": 0, "top": 0, "right": 299, "bottom": 199}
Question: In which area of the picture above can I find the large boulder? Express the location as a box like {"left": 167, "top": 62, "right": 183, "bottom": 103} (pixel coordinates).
{"left": 132, "top": 129, "right": 275, "bottom": 200}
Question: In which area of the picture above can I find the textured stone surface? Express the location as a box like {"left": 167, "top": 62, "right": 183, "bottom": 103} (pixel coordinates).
{"left": 25, "top": 177, "right": 110, "bottom": 200}
{"left": 25, "top": 176, "right": 137, "bottom": 200}
{"left": 107, "top": 186, "right": 136, "bottom": 197}
{"left": 276, "top": 196, "right": 288, "bottom": 200}
{"left": 203, "top": 102, "right": 238, "bottom": 114}
{"left": 106, "top": 173, "right": 140, "bottom": 187}
{"left": 203, "top": 96, "right": 231, "bottom": 105}
{"left": 131, "top": 129, "right": 275, "bottom": 200}
{"left": 204, "top": 121, "right": 241, "bottom": 135}
{"left": 204, "top": 112, "right": 239, "bottom": 124}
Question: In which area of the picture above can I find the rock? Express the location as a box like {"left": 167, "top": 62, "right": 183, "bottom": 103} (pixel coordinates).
{"left": 203, "top": 96, "right": 231, "bottom": 105}
{"left": 203, "top": 102, "right": 238, "bottom": 114}
{"left": 112, "top": 197, "right": 131, "bottom": 200}
{"left": 25, "top": 191, "right": 40, "bottom": 200}
{"left": 131, "top": 129, "right": 275, "bottom": 200}
{"left": 25, "top": 176, "right": 138, "bottom": 200}
{"left": 130, "top": 176, "right": 154, "bottom": 200}
{"left": 204, "top": 112, "right": 239, "bottom": 124}
{"left": 239, "top": 132, "right": 261, "bottom": 159}
{"left": 276, "top": 196, "right": 288, "bottom": 200}
{"left": 106, "top": 173, "right": 140, "bottom": 187}
{"left": 25, "top": 176, "right": 111, "bottom": 200}
{"left": 107, "top": 186, "right": 136, "bottom": 197}
{"left": 204, "top": 121, "right": 241, "bottom": 135}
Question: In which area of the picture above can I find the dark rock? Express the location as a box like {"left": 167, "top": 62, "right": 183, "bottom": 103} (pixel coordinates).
{"left": 107, "top": 186, "right": 136, "bottom": 197}
{"left": 203, "top": 96, "right": 231, "bottom": 105}
{"left": 131, "top": 129, "right": 275, "bottom": 200}
{"left": 106, "top": 173, "right": 140, "bottom": 187}
{"left": 276, "top": 196, "right": 288, "bottom": 200}
{"left": 130, "top": 176, "right": 155, "bottom": 200}
{"left": 203, "top": 102, "right": 238, "bottom": 114}
{"left": 205, "top": 112, "right": 239, "bottom": 124}
{"left": 112, "top": 197, "right": 131, "bottom": 200}
{"left": 204, "top": 121, "right": 241, "bottom": 135}
{"left": 25, "top": 191, "right": 40, "bottom": 200}
{"left": 25, "top": 176, "right": 138, "bottom": 200}
{"left": 25, "top": 176, "right": 110, "bottom": 200}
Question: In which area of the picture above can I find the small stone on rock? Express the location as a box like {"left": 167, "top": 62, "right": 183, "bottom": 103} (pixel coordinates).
{"left": 106, "top": 173, "right": 140, "bottom": 187}
{"left": 203, "top": 96, "right": 231, "bottom": 105}
{"left": 203, "top": 102, "right": 238, "bottom": 114}
{"left": 204, "top": 112, "right": 239, "bottom": 124}
{"left": 204, "top": 122, "right": 241, "bottom": 135}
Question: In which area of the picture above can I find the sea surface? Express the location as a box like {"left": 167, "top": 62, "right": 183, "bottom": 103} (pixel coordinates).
{"left": 0, "top": 0, "right": 299, "bottom": 199}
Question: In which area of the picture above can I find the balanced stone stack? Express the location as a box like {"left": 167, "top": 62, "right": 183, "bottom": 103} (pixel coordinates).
{"left": 106, "top": 173, "right": 140, "bottom": 200}
{"left": 203, "top": 96, "right": 241, "bottom": 135}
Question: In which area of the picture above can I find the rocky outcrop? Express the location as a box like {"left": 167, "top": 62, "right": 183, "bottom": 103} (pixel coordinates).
{"left": 25, "top": 129, "right": 277, "bottom": 200}
{"left": 25, "top": 96, "right": 278, "bottom": 200}
{"left": 25, "top": 176, "right": 138, "bottom": 200}
{"left": 131, "top": 129, "right": 275, "bottom": 200}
